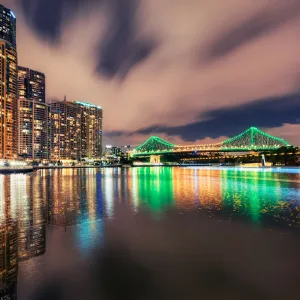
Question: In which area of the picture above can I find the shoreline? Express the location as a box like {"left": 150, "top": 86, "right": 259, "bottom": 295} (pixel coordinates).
{"left": 1, "top": 164, "right": 299, "bottom": 174}
{"left": 0, "top": 166, "right": 34, "bottom": 174}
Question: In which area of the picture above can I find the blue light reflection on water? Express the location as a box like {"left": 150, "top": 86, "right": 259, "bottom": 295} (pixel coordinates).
{"left": 76, "top": 219, "right": 104, "bottom": 254}
{"left": 0, "top": 167, "right": 299, "bottom": 299}
{"left": 0, "top": 167, "right": 299, "bottom": 254}
{"left": 0, "top": 167, "right": 299, "bottom": 253}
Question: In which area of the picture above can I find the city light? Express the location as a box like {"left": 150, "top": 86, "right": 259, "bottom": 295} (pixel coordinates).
{"left": 76, "top": 101, "right": 101, "bottom": 109}
{"left": 135, "top": 136, "right": 175, "bottom": 153}
{"left": 132, "top": 127, "right": 293, "bottom": 156}
{"left": 9, "top": 161, "right": 27, "bottom": 166}
{"left": 0, "top": 1, "right": 299, "bottom": 300}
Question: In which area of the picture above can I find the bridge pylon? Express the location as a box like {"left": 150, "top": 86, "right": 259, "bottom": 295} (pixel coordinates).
{"left": 150, "top": 155, "right": 161, "bottom": 164}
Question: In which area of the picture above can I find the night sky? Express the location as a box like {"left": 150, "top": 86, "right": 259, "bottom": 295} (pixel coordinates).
{"left": 5, "top": 0, "right": 300, "bottom": 146}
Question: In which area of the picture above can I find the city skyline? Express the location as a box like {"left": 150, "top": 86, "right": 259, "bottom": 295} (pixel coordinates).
{"left": 1, "top": 0, "right": 299, "bottom": 148}
{"left": 0, "top": 2, "right": 299, "bottom": 299}
{"left": 0, "top": 3, "right": 103, "bottom": 160}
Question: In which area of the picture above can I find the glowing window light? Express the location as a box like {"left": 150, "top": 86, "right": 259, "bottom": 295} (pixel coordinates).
{"left": 10, "top": 11, "right": 16, "bottom": 18}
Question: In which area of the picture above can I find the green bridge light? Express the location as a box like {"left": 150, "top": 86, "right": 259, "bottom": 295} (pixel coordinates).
{"left": 133, "top": 127, "right": 292, "bottom": 156}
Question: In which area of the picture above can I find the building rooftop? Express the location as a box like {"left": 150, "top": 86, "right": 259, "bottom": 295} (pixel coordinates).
{"left": 76, "top": 101, "right": 102, "bottom": 109}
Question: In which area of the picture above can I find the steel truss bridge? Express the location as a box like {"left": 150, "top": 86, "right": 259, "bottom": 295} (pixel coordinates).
{"left": 131, "top": 127, "right": 291, "bottom": 157}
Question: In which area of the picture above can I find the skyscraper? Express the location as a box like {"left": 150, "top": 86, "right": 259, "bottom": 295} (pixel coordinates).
{"left": 50, "top": 99, "right": 81, "bottom": 161}
{"left": 0, "top": 4, "right": 18, "bottom": 159}
{"left": 0, "top": 4, "right": 16, "bottom": 48}
{"left": 76, "top": 101, "right": 103, "bottom": 159}
{"left": 18, "top": 67, "right": 49, "bottom": 160}
{"left": 18, "top": 100, "right": 49, "bottom": 160}
{"left": 18, "top": 66, "right": 45, "bottom": 103}
{"left": 49, "top": 99, "right": 102, "bottom": 161}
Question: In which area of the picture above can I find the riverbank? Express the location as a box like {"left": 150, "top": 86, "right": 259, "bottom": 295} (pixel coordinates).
{"left": 0, "top": 166, "right": 34, "bottom": 174}
{"left": 34, "top": 164, "right": 182, "bottom": 170}
{"left": 34, "top": 165, "right": 121, "bottom": 170}
{"left": 2, "top": 164, "right": 299, "bottom": 174}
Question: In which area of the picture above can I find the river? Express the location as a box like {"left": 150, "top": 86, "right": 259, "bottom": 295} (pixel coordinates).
{"left": 1, "top": 167, "right": 300, "bottom": 299}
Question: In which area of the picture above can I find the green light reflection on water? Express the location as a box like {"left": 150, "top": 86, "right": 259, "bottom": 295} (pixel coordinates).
{"left": 134, "top": 167, "right": 174, "bottom": 214}
{"left": 129, "top": 167, "right": 300, "bottom": 227}
{"left": 220, "top": 169, "right": 292, "bottom": 223}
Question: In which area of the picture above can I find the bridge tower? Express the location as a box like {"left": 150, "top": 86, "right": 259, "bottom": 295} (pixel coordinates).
{"left": 150, "top": 155, "right": 161, "bottom": 164}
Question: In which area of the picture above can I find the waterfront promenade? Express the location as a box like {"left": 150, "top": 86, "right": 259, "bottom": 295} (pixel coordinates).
{"left": 0, "top": 166, "right": 33, "bottom": 174}
{"left": 1, "top": 164, "right": 300, "bottom": 174}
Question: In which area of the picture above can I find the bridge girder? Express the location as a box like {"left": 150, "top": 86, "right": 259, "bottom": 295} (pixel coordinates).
{"left": 132, "top": 127, "right": 292, "bottom": 157}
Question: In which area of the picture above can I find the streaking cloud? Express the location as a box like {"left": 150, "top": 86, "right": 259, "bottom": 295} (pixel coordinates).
{"left": 6, "top": 0, "right": 300, "bottom": 145}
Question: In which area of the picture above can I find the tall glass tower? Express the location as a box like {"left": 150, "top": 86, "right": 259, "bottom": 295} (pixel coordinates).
{"left": 18, "top": 67, "right": 45, "bottom": 103}
{"left": 0, "top": 4, "right": 16, "bottom": 49}
{"left": 0, "top": 4, "right": 18, "bottom": 159}
{"left": 18, "top": 67, "right": 49, "bottom": 160}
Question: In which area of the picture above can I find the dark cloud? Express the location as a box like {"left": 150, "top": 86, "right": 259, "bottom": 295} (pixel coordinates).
{"left": 16, "top": 0, "right": 158, "bottom": 77}
{"left": 108, "top": 93, "right": 300, "bottom": 141}
{"left": 12, "top": 0, "right": 300, "bottom": 138}
{"left": 97, "top": 0, "right": 158, "bottom": 78}
{"left": 15, "top": 0, "right": 100, "bottom": 42}
{"left": 205, "top": 0, "right": 300, "bottom": 60}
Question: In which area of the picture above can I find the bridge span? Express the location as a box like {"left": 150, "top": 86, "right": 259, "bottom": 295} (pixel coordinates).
{"left": 131, "top": 127, "right": 291, "bottom": 157}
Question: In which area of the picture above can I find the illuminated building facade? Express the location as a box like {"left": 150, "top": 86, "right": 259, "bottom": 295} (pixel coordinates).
{"left": 50, "top": 99, "right": 102, "bottom": 161}
{"left": 0, "top": 5, "right": 16, "bottom": 49}
{"left": 50, "top": 99, "right": 81, "bottom": 160}
{"left": 18, "top": 66, "right": 45, "bottom": 103}
{"left": 105, "top": 146, "right": 122, "bottom": 157}
{"left": 18, "top": 67, "right": 49, "bottom": 160}
{"left": 121, "top": 145, "right": 131, "bottom": 153}
{"left": 18, "top": 100, "right": 49, "bottom": 160}
{"left": 76, "top": 101, "right": 103, "bottom": 159}
{"left": 0, "top": 4, "right": 18, "bottom": 159}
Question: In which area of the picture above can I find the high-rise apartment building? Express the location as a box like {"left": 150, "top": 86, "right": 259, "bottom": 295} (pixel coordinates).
{"left": 18, "top": 99, "right": 49, "bottom": 160}
{"left": 50, "top": 99, "right": 81, "bottom": 161}
{"left": 18, "top": 67, "right": 48, "bottom": 160}
{"left": 50, "top": 99, "right": 102, "bottom": 161}
{"left": 0, "top": 4, "right": 16, "bottom": 48}
{"left": 76, "top": 101, "right": 103, "bottom": 159}
{"left": 0, "top": 4, "right": 18, "bottom": 159}
{"left": 18, "top": 66, "right": 45, "bottom": 103}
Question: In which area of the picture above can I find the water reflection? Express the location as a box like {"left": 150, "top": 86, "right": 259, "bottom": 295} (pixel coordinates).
{"left": 0, "top": 174, "right": 47, "bottom": 300}
{"left": 47, "top": 169, "right": 104, "bottom": 252}
{"left": 18, "top": 174, "right": 47, "bottom": 261}
{"left": 0, "top": 167, "right": 299, "bottom": 299}
{"left": 0, "top": 176, "right": 18, "bottom": 300}
{"left": 131, "top": 167, "right": 174, "bottom": 213}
